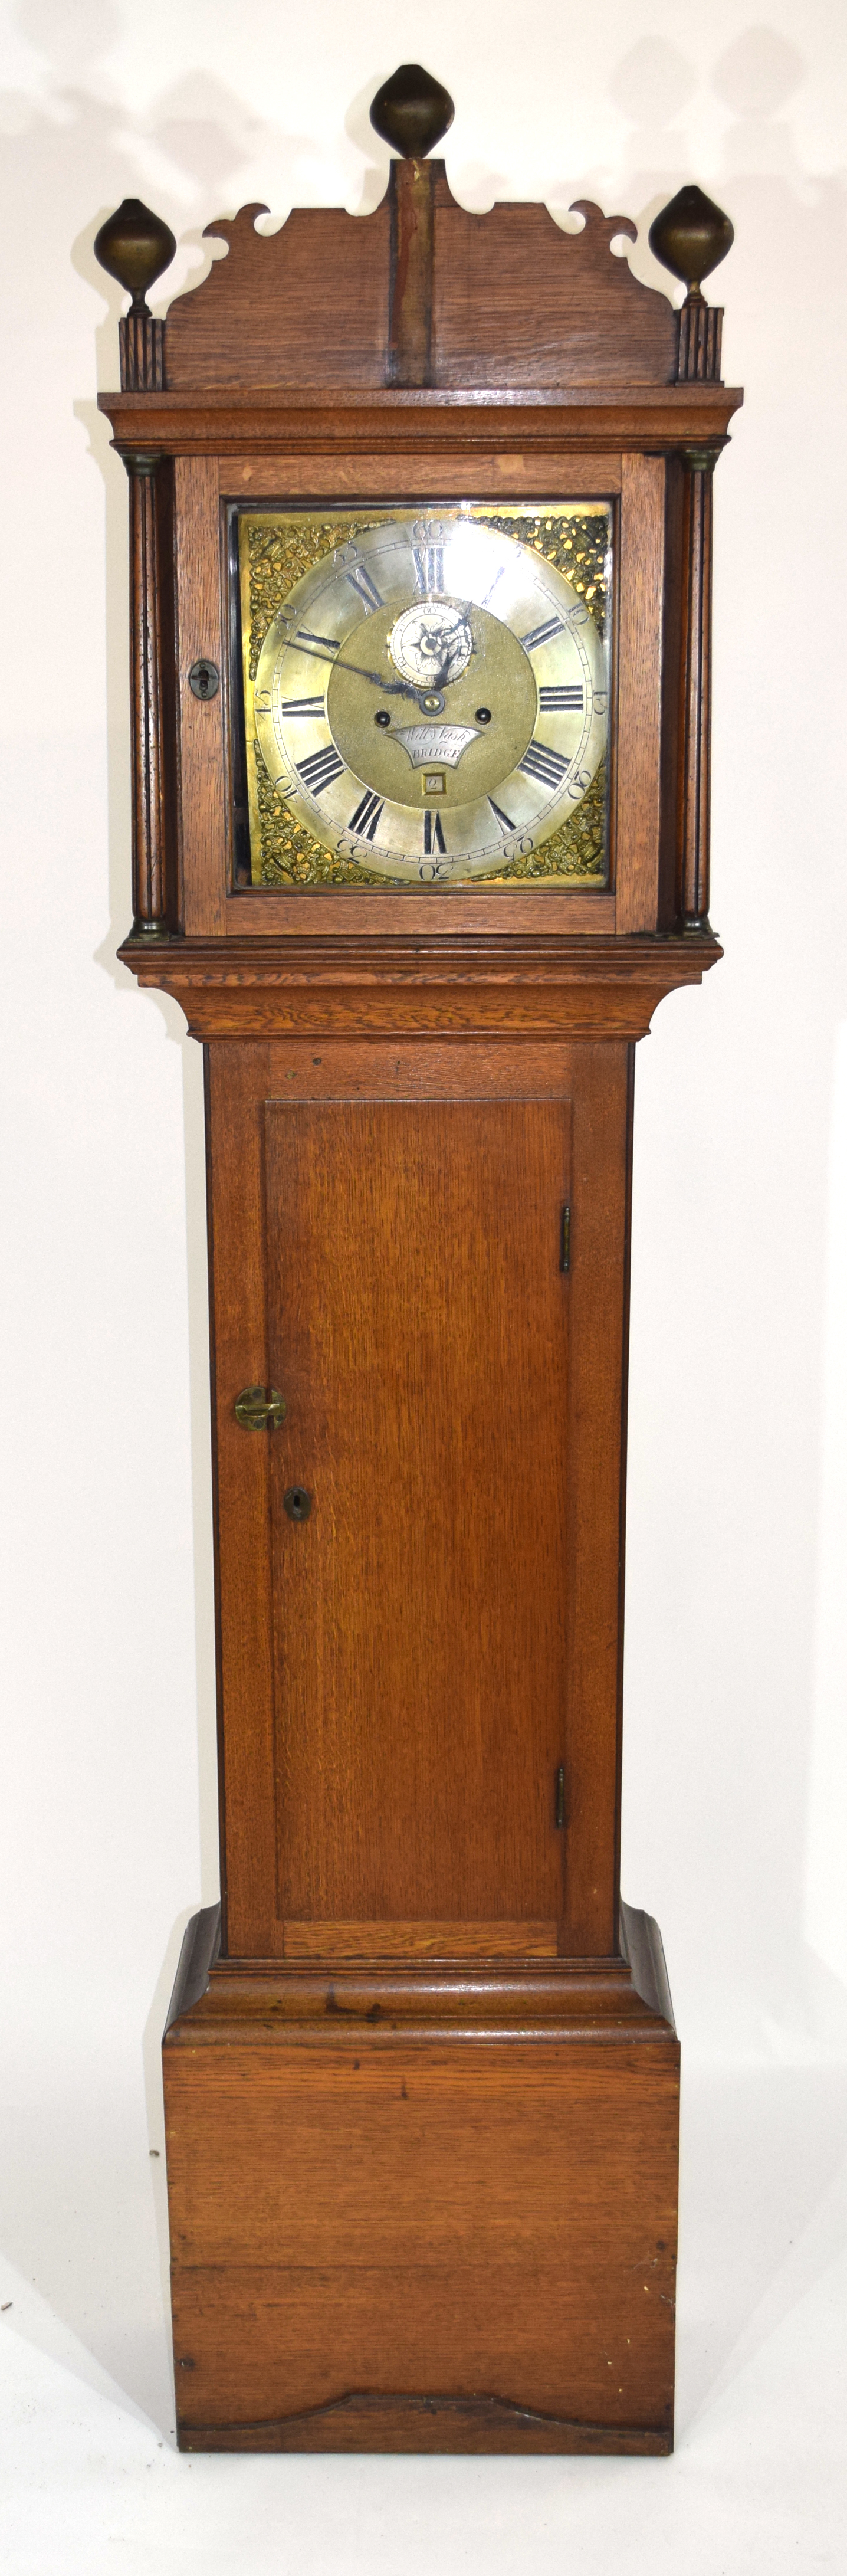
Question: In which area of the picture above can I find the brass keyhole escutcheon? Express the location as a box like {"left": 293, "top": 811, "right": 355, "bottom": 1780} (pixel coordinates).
{"left": 234, "top": 1385, "right": 286, "bottom": 1431}
{"left": 283, "top": 1486, "right": 312, "bottom": 1523}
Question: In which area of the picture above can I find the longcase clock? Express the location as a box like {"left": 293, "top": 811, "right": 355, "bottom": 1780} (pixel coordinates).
{"left": 94, "top": 64, "right": 740, "bottom": 2455}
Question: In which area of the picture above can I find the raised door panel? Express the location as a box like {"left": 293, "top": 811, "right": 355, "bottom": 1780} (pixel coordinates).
{"left": 263, "top": 1098, "right": 570, "bottom": 1952}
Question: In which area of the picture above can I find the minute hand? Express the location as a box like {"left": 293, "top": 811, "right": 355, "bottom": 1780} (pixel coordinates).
{"left": 282, "top": 638, "right": 434, "bottom": 707}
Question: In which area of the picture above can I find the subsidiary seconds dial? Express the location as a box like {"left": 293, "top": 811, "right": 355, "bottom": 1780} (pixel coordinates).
{"left": 252, "top": 513, "right": 608, "bottom": 883}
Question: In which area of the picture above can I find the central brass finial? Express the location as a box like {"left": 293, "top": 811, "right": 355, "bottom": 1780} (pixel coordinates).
{"left": 370, "top": 63, "right": 455, "bottom": 159}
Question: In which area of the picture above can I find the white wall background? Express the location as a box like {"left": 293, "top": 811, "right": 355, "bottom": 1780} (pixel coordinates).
{"left": 1, "top": 1, "right": 846, "bottom": 2560}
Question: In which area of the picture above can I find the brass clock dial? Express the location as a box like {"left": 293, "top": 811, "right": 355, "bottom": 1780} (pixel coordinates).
{"left": 251, "top": 513, "right": 608, "bottom": 884}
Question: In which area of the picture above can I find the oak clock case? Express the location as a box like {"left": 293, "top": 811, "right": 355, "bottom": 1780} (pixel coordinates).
{"left": 94, "top": 78, "right": 739, "bottom": 2458}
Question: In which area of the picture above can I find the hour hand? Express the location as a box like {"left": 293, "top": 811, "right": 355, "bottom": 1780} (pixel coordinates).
{"left": 346, "top": 662, "right": 445, "bottom": 713}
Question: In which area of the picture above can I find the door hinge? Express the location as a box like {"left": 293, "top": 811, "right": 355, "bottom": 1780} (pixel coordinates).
{"left": 554, "top": 1764, "right": 566, "bottom": 1830}
{"left": 559, "top": 1204, "right": 570, "bottom": 1273}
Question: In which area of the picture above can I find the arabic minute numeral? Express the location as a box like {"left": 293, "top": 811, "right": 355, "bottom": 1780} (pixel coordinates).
{"left": 295, "top": 630, "right": 340, "bottom": 657}
{"left": 296, "top": 745, "right": 345, "bottom": 796}
{"left": 279, "top": 695, "right": 326, "bottom": 718}
{"left": 346, "top": 563, "right": 383, "bottom": 614}
{"left": 413, "top": 544, "right": 444, "bottom": 597}
{"left": 423, "top": 808, "right": 446, "bottom": 856}
{"left": 539, "top": 683, "right": 584, "bottom": 712}
{"left": 488, "top": 797, "right": 516, "bottom": 835}
{"left": 348, "top": 789, "right": 384, "bottom": 842}
{"left": 520, "top": 615, "right": 565, "bottom": 653}
{"left": 518, "top": 740, "right": 571, "bottom": 789}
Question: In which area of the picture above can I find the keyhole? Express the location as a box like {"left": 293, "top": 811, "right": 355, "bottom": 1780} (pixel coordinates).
{"left": 284, "top": 1486, "right": 312, "bottom": 1523}
{"left": 189, "top": 657, "right": 220, "bottom": 701}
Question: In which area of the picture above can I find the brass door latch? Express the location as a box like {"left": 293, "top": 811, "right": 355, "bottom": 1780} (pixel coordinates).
{"left": 234, "top": 1385, "right": 287, "bottom": 1431}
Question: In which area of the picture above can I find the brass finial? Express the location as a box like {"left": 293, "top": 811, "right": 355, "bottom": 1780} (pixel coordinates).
{"left": 370, "top": 63, "right": 455, "bottom": 159}
{"left": 93, "top": 198, "right": 176, "bottom": 314}
{"left": 648, "top": 185, "right": 734, "bottom": 299}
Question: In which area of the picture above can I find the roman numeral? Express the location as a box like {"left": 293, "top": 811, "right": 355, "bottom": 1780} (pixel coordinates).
{"left": 488, "top": 797, "right": 516, "bottom": 834}
{"left": 295, "top": 630, "right": 340, "bottom": 657}
{"left": 413, "top": 544, "right": 444, "bottom": 596}
{"left": 296, "top": 745, "right": 344, "bottom": 795}
{"left": 518, "top": 740, "right": 571, "bottom": 789}
{"left": 423, "top": 809, "right": 446, "bottom": 856}
{"left": 348, "top": 789, "right": 384, "bottom": 841}
{"left": 520, "top": 615, "right": 565, "bottom": 653}
{"left": 346, "top": 563, "right": 383, "bottom": 613}
{"left": 539, "top": 683, "right": 584, "bottom": 712}
{"left": 279, "top": 694, "right": 326, "bottom": 717}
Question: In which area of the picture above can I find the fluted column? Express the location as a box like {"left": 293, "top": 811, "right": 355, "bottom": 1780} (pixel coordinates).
{"left": 678, "top": 445, "right": 719, "bottom": 929}
{"left": 675, "top": 291, "right": 723, "bottom": 383}
{"left": 123, "top": 450, "right": 169, "bottom": 939}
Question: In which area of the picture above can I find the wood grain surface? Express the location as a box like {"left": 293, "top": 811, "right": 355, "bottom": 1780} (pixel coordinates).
{"left": 171, "top": 1954, "right": 672, "bottom": 2039}
{"left": 387, "top": 159, "right": 435, "bottom": 386}
{"left": 202, "top": 1040, "right": 631, "bottom": 1961}
{"left": 263, "top": 1096, "right": 571, "bottom": 1936}
{"left": 431, "top": 192, "right": 676, "bottom": 389}
{"left": 99, "top": 385, "right": 743, "bottom": 462}
{"left": 122, "top": 932, "right": 721, "bottom": 1042}
{"left": 166, "top": 2038, "right": 677, "bottom": 2267}
{"left": 173, "top": 455, "right": 226, "bottom": 936}
{"left": 165, "top": 2034, "right": 679, "bottom": 2448}
{"left": 166, "top": 201, "right": 392, "bottom": 388}
{"left": 218, "top": 453, "right": 623, "bottom": 499}
{"left": 178, "top": 2394, "right": 672, "bottom": 2457}
{"left": 615, "top": 454, "right": 667, "bottom": 933}
{"left": 160, "top": 176, "right": 677, "bottom": 393}
{"left": 223, "top": 890, "right": 617, "bottom": 941}
{"left": 282, "top": 1922, "right": 559, "bottom": 1959}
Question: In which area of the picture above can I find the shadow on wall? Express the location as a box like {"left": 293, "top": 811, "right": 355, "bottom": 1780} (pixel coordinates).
{"left": 609, "top": 29, "right": 847, "bottom": 2041}
{"left": 594, "top": 23, "right": 828, "bottom": 286}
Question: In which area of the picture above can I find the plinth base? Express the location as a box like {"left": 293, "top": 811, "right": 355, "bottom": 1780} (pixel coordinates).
{"left": 163, "top": 1906, "right": 679, "bottom": 2454}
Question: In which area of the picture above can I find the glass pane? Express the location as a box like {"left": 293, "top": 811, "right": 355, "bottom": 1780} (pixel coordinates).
{"left": 233, "top": 501, "right": 612, "bottom": 892}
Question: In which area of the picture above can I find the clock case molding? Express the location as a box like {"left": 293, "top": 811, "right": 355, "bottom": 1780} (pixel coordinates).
{"left": 97, "top": 116, "right": 741, "bottom": 2456}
